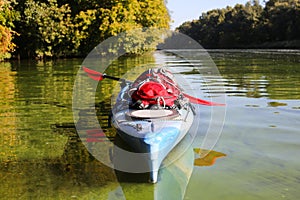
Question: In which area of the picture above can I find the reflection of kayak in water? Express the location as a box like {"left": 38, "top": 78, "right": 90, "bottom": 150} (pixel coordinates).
{"left": 111, "top": 68, "right": 195, "bottom": 183}
{"left": 111, "top": 133, "right": 195, "bottom": 200}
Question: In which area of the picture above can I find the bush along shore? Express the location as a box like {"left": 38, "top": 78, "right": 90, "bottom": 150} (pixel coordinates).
{"left": 0, "top": 0, "right": 170, "bottom": 61}
{"left": 177, "top": 0, "right": 300, "bottom": 49}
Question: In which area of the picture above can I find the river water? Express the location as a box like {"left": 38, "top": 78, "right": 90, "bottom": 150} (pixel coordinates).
{"left": 0, "top": 50, "right": 299, "bottom": 199}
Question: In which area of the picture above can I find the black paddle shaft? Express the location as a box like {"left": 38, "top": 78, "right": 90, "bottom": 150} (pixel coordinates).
{"left": 102, "top": 74, "right": 121, "bottom": 81}
{"left": 102, "top": 74, "right": 129, "bottom": 83}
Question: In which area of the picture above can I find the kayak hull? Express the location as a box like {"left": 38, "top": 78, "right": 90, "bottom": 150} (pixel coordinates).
{"left": 111, "top": 70, "right": 194, "bottom": 183}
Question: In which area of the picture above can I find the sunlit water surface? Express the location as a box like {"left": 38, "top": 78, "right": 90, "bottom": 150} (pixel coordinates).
{"left": 0, "top": 50, "right": 299, "bottom": 199}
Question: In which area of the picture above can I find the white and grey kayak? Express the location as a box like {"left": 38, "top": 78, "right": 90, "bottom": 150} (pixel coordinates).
{"left": 111, "top": 71, "right": 195, "bottom": 183}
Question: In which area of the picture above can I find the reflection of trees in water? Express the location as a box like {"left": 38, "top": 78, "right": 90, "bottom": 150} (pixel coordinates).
{"left": 0, "top": 120, "right": 117, "bottom": 199}
{"left": 0, "top": 63, "right": 18, "bottom": 162}
{"left": 59, "top": 130, "right": 116, "bottom": 185}
{"left": 212, "top": 52, "right": 300, "bottom": 100}
{"left": 53, "top": 112, "right": 117, "bottom": 185}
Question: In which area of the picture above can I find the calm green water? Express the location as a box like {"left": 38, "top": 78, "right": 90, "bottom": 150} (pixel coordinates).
{"left": 0, "top": 50, "right": 299, "bottom": 199}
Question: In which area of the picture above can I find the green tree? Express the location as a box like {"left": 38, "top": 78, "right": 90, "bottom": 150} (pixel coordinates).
{"left": 219, "top": 2, "right": 263, "bottom": 47}
{"left": 177, "top": 0, "right": 300, "bottom": 49}
{"left": 263, "top": 0, "right": 300, "bottom": 42}
{"left": 15, "top": 0, "right": 77, "bottom": 59}
{"left": 98, "top": 0, "right": 170, "bottom": 54}
{"left": 13, "top": 0, "right": 170, "bottom": 59}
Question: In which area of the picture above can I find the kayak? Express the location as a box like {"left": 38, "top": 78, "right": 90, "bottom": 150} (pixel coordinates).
{"left": 111, "top": 68, "right": 195, "bottom": 183}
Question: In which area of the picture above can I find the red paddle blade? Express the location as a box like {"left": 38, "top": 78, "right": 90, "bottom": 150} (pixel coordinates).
{"left": 86, "top": 74, "right": 103, "bottom": 81}
{"left": 183, "top": 93, "right": 225, "bottom": 106}
{"left": 82, "top": 66, "right": 104, "bottom": 81}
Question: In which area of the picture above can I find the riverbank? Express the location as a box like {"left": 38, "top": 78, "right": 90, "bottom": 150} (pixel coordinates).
{"left": 237, "top": 40, "right": 300, "bottom": 50}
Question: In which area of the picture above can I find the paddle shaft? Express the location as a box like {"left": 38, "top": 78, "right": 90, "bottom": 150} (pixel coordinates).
{"left": 103, "top": 74, "right": 123, "bottom": 81}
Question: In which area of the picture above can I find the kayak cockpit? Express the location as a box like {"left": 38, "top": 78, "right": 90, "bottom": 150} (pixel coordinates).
{"left": 126, "top": 109, "right": 179, "bottom": 120}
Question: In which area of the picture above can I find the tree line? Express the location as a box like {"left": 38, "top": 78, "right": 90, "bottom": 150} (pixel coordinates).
{"left": 0, "top": 0, "right": 170, "bottom": 60}
{"left": 177, "top": 0, "right": 300, "bottom": 49}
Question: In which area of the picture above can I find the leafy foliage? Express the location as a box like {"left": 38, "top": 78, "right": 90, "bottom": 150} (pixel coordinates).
{"left": 12, "top": 0, "right": 170, "bottom": 59}
{"left": 15, "top": 0, "right": 76, "bottom": 58}
{"left": 177, "top": 0, "right": 300, "bottom": 49}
